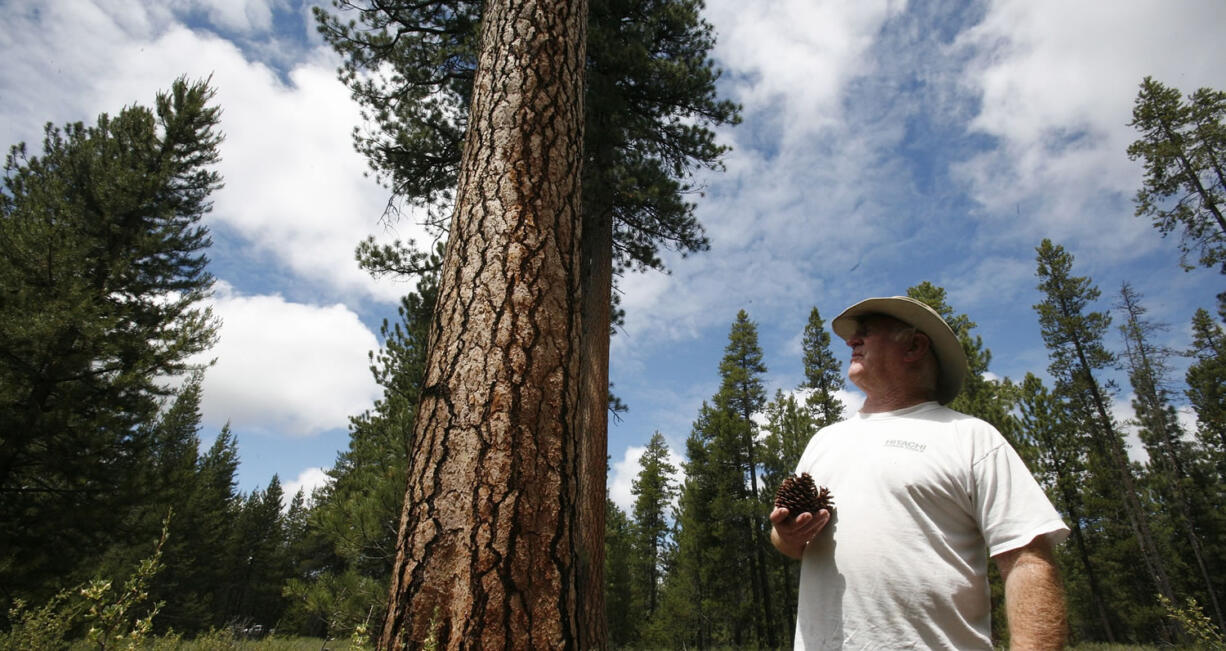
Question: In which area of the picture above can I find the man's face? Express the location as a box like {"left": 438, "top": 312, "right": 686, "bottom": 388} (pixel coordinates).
{"left": 844, "top": 315, "right": 912, "bottom": 393}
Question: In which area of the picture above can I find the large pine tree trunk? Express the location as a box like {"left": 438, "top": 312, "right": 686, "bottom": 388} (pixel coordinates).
{"left": 378, "top": 0, "right": 591, "bottom": 647}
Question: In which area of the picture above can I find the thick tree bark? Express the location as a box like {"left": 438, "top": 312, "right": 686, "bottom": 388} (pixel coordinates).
{"left": 378, "top": 0, "right": 590, "bottom": 647}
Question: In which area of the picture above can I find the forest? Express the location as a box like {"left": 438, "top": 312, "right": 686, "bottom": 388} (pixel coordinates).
{"left": 2, "top": 0, "right": 1225, "bottom": 649}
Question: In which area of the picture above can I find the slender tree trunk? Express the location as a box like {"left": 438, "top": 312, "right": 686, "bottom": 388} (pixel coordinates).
{"left": 574, "top": 191, "right": 613, "bottom": 648}
{"left": 741, "top": 423, "right": 776, "bottom": 648}
{"left": 378, "top": 0, "right": 590, "bottom": 647}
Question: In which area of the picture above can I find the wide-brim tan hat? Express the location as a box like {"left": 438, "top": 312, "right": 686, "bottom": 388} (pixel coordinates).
{"left": 831, "top": 296, "right": 968, "bottom": 405}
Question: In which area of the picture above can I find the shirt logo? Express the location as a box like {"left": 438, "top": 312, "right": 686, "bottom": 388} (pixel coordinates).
{"left": 883, "top": 439, "right": 926, "bottom": 453}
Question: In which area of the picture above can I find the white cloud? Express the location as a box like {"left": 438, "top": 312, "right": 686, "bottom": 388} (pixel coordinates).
{"left": 177, "top": 0, "right": 279, "bottom": 34}
{"left": 952, "top": 0, "right": 1226, "bottom": 255}
{"left": 1110, "top": 393, "right": 1150, "bottom": 464}
{"left": 707, "top": 0, "right": 905, "bottom": 139}
{"left": 835, "top": 388, "right": 865, "bottom": 415}
{"left": 198, "top": 283, "right": 381, "bottom": 436}
{"left": 283, "top": 466, "right": 332, "bottom": 508}
{"left": 608, "top": 446, "right": 644, "bottom": 514}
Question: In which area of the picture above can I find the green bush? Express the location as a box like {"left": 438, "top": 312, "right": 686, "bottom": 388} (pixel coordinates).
{"left": 1159, "top": 594, "right": 1225, "bottom": 649}
{"left": 0, "top": 515, "right": 169, "bottom": 650}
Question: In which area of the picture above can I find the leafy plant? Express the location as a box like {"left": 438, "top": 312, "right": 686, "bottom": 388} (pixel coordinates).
{"left": 0, "top": 514, "right": 169, "bottom": 650}
{"left": 1158, "top": 593, "right": 1225, "bottom": 649}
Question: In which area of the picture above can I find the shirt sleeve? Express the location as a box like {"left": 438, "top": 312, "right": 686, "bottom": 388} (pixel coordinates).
{"left": 972, "top": 432, "right": 1070, "bottom": 558}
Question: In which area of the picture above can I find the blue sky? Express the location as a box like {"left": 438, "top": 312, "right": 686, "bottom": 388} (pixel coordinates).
{"left": 3, "top": 0, "right": 1223, "bottom": 511}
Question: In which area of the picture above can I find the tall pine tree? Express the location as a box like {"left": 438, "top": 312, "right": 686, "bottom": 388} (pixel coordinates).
{"left": 1034, "top": 239, "right": 1177, "bottom": 640}
{"left": 716, "top": 310, "right": 776, "bottom": 648}
{"left": 800, "top": 306, "right": 845, "bottom": 428}
{"left": 669, "top": 402, "right": 747, "bottom": 647}
{"left": 376, "top": 0, "right": 594, "bottom": 645}
{"left": 1187, "top": 308, "right": 1226, "bottom": 475}
{"left": 1016, "top": 373, "right": 1114, "bottom": 642}
{"left": 1128, "top": 77, "right": 1226, "bottom": 274}
{"left": 630, "top": 432, "right": 678, "bottom": 624}
{"left": 603, "top": 498, "right": 635, "bottom": 647}
{"left": 316, "top": 7, "right": 740, "bottom": 607}
{"left": 669, "top": 311, "right": 777, "bottom": 647}
{"left": 1117, "top": 284, "right": 1224, "bottom": 630}
{"left": 0, "top": 77, "right": 222, "bottom": 612}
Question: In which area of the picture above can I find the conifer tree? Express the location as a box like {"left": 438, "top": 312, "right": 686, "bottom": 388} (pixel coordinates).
{"left": 1128, "top": 77, "right": 1226, "bottom": 273}
{"left": 667, "top": 312, "right": 777, "bottom": 647}
{"left": 1017, "top": 373, "right": 1114, "bottom": 642}
{"left": 316, "top": 7, "right": 739, "bottom": 607}
{"left": 377, "top": 0, "right": 594, "bottom": 645}
{"left": 1034, "top": 239, "right": 1177, "bottom": 639}
{"left": 141, "top": 375, "right": 215, "bottom": 633}
{"left": 801, "top": 307, "right": 845, "bottom": 427}
{"left": 0, "top": 76, "right": 222, "bottom": 613}
{"left": 229, "top": 476, "right": 292, "bottom": 628}
{"left": 715, "top": 310, "right": 777, "bottom": 647}
{"left": 288, "top": 248, "right": 441, "bottom": 639}
{"left": 189, "top": 426, "right": 242, "bottom": 630}
{"left": 1118, "top": 284, "right": 1224, "bottom": 629}
{"left": 630, "top": 432, "right": 677, "bottom": 622}
{"left": 670, "top": 402, "right": 747, "bottom": 646}
{"left": 604, "top": 498, "right": 635, "bottom": 647}
{"left": 759, "top": 389, "right": 814, "bottom": 644}
{"left": 1187, "top": 308, "right": 1226, "bottom": 474}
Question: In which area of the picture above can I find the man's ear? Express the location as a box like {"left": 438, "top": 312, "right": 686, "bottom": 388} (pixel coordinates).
{"left": 904, "top": 332, "right": 931, "bottom": 362}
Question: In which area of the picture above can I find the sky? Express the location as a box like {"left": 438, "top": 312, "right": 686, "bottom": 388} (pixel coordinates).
{"left": 3, "top": 0, "right": 1224, "bottom": 512}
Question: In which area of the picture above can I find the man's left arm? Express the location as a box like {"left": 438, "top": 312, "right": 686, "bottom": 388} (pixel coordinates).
{"left": 993, "top": 535, "right": 1067, "bottom": 650}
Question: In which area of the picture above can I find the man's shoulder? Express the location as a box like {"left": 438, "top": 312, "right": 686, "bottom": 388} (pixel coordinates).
{"left": 816, "top": 403, "right": 1001, "bottom": 434}
{"left": 848, "top": 403, "right": 1006, "bottom": 441}
{"left": 922, "top": 404, "right": 1007, "bottom": 438}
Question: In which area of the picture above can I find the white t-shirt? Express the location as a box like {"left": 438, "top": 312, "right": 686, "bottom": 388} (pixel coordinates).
{"left": 793, "top": 402, "right": 1068, "bottom": 650}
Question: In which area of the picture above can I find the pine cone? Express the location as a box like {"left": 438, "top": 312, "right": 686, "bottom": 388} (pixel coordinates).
{"left": 774, "top": 473, "right": 834, "bottom": 517}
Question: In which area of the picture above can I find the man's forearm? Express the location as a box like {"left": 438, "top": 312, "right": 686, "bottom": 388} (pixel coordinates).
{"left": 998, "top": 542, "right": 1067, "bottom": 650}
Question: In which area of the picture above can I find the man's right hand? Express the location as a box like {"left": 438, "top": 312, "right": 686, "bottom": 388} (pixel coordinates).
{"left": 770, "top": 506, "right": 830, "bottom": 560}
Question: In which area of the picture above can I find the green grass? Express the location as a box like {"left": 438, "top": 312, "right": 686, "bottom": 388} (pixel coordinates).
{"left": 152, "top": 634, "right": 365, "bottom": 650}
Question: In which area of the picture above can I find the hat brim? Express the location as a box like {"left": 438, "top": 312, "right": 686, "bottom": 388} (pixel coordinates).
{"left": 831, "top": 296, "right": 968, "bottom": 405}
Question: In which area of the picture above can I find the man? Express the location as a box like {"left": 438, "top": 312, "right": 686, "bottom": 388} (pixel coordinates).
{"left": 771, "top": 296, "right": 1069, "bottom": 650}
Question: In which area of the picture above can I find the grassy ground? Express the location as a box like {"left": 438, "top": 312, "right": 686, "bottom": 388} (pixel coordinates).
{"left": 1066, "top": 645, "right": 1165, "bottom": 651}
{"left": 88, "top": 636, "right": 1193, "bottom": 650}
{"left": 171, "top": 636, "right": 360, "bottom": 650}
